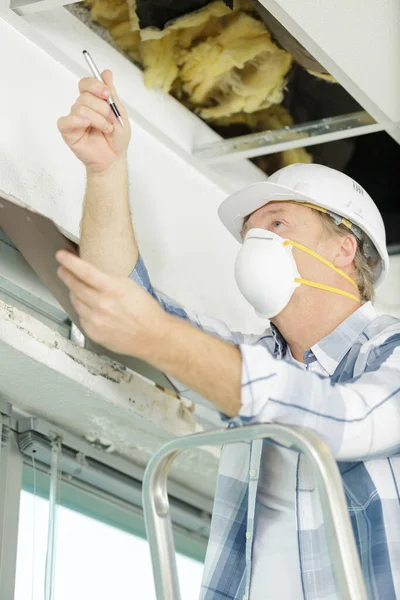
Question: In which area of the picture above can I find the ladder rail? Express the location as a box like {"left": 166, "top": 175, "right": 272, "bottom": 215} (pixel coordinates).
{"left": 142, "top": 424, "right": 367, "bottom": 600}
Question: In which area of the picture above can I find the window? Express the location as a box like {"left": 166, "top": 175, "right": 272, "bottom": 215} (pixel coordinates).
{"left": 15, "top": 491, "right": 204, "bottom": 600}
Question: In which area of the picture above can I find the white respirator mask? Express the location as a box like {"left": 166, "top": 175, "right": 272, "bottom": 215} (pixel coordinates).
{"left": 235, "top": 229, "right": 360, "bottom": 319}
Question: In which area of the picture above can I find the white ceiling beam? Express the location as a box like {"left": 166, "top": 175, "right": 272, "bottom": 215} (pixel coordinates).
{"left": 12, "top": 0, "right": 75, "bottom": 16}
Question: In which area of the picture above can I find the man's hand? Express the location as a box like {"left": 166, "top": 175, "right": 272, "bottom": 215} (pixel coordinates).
{"left": 57, "top": 70, "right": 131, "bottom": 175}
{"left": 57, "top": 250, "right": 242, "bottom": 417}
{"left": 56, "top": 250, "right": 166, "bottom": 357}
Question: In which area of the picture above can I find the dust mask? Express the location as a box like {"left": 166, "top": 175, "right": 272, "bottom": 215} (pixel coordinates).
{"left": 235, "top": 229, "right": 360, "bottom": 319}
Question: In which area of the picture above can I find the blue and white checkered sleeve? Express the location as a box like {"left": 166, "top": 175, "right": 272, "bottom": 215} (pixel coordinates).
{"left": 129, "top": 255, "right": 247, "bottom": 345}
{"left": 227, "top": 341, "right": 400, "bottom": 461}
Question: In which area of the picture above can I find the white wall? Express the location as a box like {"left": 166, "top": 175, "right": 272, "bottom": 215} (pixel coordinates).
{"left": 374, "top": 255, "right": 400, "bottom": 318}
{"left": 0, "top": 9, "right": 268, "bottom": 334}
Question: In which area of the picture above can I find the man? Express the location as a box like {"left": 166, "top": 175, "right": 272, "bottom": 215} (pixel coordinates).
{"left": 57, "top": 72, "right": 400, "bottom": 600}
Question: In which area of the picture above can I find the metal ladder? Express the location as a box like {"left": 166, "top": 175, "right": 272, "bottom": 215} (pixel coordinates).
{"left": 143, "top": 424, "right": 368, "bottom": 600}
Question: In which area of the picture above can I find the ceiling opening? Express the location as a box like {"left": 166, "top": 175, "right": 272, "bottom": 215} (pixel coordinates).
{"left": 63, "top": 0, "right": 399, "bottom": 250}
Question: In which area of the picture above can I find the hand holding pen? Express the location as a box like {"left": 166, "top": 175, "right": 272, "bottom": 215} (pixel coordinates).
{"left": 83, "top": 50, "right": 124, "bottom": 127}
{"left": 57, "top": 52, "right": 131, "bottom": 174}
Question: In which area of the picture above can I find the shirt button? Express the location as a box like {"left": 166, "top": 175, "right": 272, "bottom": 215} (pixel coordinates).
{"left": 249, "top": 469, "right": 258, "bottom": 478}
{"left": 246, "top": 531, "right": 252, "bottom": 540}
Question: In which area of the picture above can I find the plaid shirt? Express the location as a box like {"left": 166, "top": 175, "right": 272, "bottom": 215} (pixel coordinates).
{"left": 131, "top": 256, "right": 400, "bottom": 600}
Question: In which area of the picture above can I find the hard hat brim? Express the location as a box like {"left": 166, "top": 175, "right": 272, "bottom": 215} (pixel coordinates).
{"left": 218, "top": 181, "right": 318, "bottom": 243}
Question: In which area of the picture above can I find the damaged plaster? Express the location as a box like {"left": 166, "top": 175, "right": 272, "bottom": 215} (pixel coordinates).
{"left": 0, "top": 299, "right": 220, "bottom": 498}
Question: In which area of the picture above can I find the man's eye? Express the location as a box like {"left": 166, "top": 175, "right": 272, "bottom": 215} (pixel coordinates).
{"left": 272, "top": 220, "right": 284, "bottom": 228}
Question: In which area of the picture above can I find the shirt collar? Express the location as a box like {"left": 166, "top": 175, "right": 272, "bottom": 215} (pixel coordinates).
{"left": 310, "top": 302, "right": 377, "bottom": 375}
{"left": 270, "top": 324, "right": 288, "bottom": 359}
{"left": 270, "top": 302, "right": 377, "bottom": 375}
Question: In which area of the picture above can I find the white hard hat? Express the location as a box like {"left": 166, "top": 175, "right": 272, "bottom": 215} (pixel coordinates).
{"left": 218, "top": 163, "right": 389, "bottom": 288}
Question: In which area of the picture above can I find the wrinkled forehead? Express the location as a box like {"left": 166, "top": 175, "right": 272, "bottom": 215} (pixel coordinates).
{"left": 250, "top": 200, "right": 312, "bottom": 217}
{"left": 243, "top": 200, "right": 315, "bottom": 227}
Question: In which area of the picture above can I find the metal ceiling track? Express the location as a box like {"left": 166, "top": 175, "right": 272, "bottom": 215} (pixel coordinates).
{"left": 194, "top": 111, "right": 383, "bottom": 164}
{"left": 17, "top": 416, "right": 214, "bottom": 525}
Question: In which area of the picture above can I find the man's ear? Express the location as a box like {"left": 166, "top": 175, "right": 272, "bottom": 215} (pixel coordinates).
{"left": 333, "top": 234, "right": 358, "bottom": 269}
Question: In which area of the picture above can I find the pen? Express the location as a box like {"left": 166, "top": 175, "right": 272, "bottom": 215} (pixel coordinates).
{"left": 83, "top": 50, "right": 124, "bottom": 127}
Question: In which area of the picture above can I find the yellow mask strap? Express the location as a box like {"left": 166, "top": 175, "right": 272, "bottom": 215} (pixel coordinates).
{"left": 282, "top": 239, "right": 360, "bottom": 304}
{"left": 282, "top": 239, "right": 359, "bottom": 290}
{"left": 294, "top": 278, "right": 360, "bottom": 304}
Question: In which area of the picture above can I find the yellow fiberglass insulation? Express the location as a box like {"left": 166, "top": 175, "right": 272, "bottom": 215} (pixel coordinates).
{"left": 138, "top": 0, "right": 242, "bottom": 93}
{"left": 178, "top": 12, "right": 292, "bottom": 117}
{"left": 198, "top": 49, "right": 292, "bottom": 119}
{"left": 140, "top": 33, "right": 180, "bottom": 93}
{"left": 135, "top": 0, "right": 235, "bottom": 41}
{"left": 87, "top": 0, "right": 129, "bottom": 27}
